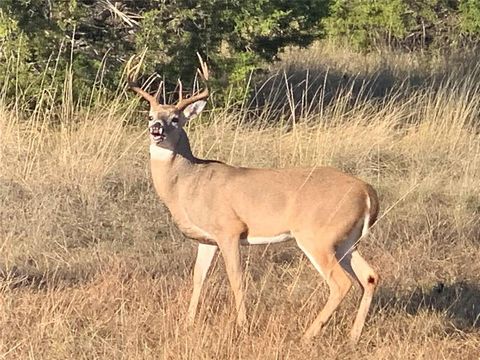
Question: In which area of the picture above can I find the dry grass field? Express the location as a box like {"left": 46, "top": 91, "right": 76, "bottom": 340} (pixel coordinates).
{"left": 1, "top": 44, "right": 479, "bottom": 359}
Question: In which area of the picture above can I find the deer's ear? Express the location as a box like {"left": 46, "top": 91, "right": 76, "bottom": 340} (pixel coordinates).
{"left": 182, "top": 100, "right": 206, "bottom": 121}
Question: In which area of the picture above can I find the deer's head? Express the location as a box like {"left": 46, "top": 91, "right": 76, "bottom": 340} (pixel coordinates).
{"left": 128, "top": 54, "right": 209, "bottom": 151}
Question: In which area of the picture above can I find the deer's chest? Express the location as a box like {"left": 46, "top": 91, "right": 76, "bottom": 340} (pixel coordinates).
{"left": 170, "top": 205, "right": 216, "bottom": 242}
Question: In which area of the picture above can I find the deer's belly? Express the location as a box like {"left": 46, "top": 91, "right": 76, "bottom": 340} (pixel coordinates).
{"left": 174, "top": 219, "right": 293, "bottom": 246}
{"left": 241, "top": 232, "right": 294, "bottom": 245}
{"left": 170, "top": 204, "right": 294, "bottom": 246}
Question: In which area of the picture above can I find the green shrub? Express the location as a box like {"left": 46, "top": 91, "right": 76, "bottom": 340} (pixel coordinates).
{"left": 0, "top": 0, "right": 329, "bottom": 107}
{"left": 324, "top": 0, "right": 480, "bottom": 51}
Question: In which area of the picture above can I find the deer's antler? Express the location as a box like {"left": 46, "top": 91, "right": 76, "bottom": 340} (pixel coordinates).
{"left": 126, "top": 55, "right": 158, "bottom": 106}
{"left": 154, "top": 80, "right": 164, "bottom": 104}
{"left": 127, "top": 53, "right": 209, "bottom": 109}
{"left": 175, "top": 53, "right": 209, "bottom": 111}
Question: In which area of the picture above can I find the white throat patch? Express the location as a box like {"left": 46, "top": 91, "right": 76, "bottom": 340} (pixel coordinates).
{"left": 150, "top": 144, "right": 173, "bottom": 161}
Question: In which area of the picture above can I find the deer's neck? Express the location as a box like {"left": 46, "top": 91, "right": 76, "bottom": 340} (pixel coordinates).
{"left": 149, "top": 131, "right": 198, "bottom": 201}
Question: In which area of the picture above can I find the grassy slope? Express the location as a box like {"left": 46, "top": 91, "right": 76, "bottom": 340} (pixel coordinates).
{"left": 0, "top": 45, "right": 479, "bottom": 359}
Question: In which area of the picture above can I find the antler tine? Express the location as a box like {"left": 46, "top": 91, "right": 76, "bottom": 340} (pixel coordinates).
{"left": 126, "top": 55, "right": 158, "bottom": 106}
{"left": 177, "top": 79, "right": 183, "bottom": 102}
{"left": 175, "top": 53, "right": 210, "bottom": 111}
{"left": 196, "top": 52, "right": 209, "bottom": 82}
{"left": 154, "top": 79, "right": 164, "bottom": 104}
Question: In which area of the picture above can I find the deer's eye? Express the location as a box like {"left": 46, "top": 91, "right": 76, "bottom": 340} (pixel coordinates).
{"left": 148, "top": 115, "right": 154, "bottom": 121}
{"left": 171, "top": 117, "right": 179, "bottom": 125}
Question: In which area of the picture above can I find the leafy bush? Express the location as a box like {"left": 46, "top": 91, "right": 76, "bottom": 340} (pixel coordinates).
{"left": 0, "top": 0, "right": 329, "bottom": 106}
{"left": 324, "top": 0, "right": 480, "bottom": 51}
{"left": 460, "top": 0, "right": 480, "bottom": 34}
{"left": 323, "top": 0, "right": 408, "bottom": 49}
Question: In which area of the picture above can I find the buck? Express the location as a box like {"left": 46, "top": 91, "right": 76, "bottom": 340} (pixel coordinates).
{"left": 128, "top": 55, "right": 380, "bottom": 344}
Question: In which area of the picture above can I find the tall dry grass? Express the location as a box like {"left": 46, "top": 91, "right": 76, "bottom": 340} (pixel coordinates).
{"left": 0, "top": 45, "right": 479, "bottom": 359}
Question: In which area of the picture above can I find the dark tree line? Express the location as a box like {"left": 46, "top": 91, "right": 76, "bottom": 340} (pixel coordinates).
{"left": 0, "top": 0, "right": 479, "bottom": 103}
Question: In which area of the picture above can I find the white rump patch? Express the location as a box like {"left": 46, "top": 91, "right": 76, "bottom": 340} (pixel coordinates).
{"left": 362, "top": 195, "right": 371, "bottom": 238}
{"left": 150, "top": 144, "right": 173, "bottom": 161}
{"left": 244, "top": 232, "right": 293, "bottom": 245}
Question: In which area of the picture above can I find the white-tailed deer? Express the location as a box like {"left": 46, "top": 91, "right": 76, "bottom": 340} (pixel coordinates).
{"left": 127, "top": 54, "right": 380, "bottom": 344}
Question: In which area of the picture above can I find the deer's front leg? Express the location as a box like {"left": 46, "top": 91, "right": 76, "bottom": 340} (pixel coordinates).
{"left": 187, "top": 243, "right": 218, "bottom": 325}
{"left": 218, "top": 237, "right": 247, "bottom": 327}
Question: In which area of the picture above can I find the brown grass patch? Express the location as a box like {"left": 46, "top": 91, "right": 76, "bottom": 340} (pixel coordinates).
{"left": 1, "top": 45, "right": 479, "bottom": 358}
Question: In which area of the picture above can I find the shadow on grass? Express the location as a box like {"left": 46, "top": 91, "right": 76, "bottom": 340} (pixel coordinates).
{"left": 249, "top": 65, "right": 398, "bottom": 114}
{"left": 0, "top": 251, "right": 192, "bottom": 292}
{"left": 0, "top": 262, "right": 91, "bottom": 290}
{"left": 248, "top": 49, "right": 480, "bottom": 120}
{"left": 376, "top": 281, "right": 480, "bottom": 331}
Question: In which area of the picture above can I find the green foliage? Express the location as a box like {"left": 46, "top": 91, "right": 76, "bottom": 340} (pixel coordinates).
{"left": 0, "top": 8, "right": 32, "bottom": 99}
{"left": 133, "top": 0, "right": 329, "bottom": 100}
{"left": 3, "top": 0, "right": 480, "bottom": 107}
{"left": 459, "top": 0, "right": 480, "bottom": 34}
{"left": 324, "top": 0, "right": 408, "bottom": 49}
{"left": 0, "top": 0, "right": 329, "bottom": 106}
{"left": 0, "top": 0, "right": 109, "bottom": 102}
{"left": 324, "top": 0, "right": 480, "bottom": 50}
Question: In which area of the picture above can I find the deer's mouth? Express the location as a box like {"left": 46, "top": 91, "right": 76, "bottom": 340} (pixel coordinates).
{"left": 149, "top": 124, "right": 166, "bottom": 142}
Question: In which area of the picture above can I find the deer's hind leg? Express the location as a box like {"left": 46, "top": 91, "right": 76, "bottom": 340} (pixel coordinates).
{"left": 335, "top": 219, "right": 379, "bottom": 344}
{"left": 296, "top": 230, "right": 353, "bottom": 340}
